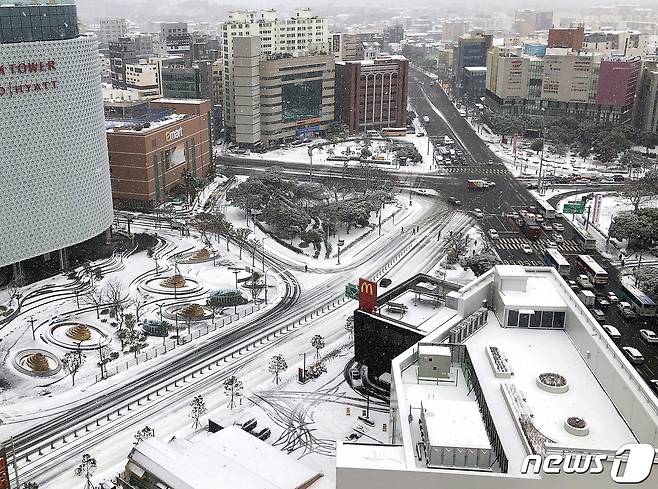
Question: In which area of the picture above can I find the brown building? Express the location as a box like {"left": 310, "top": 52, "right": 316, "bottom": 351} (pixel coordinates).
{"left": 335, "top": 55, "right": 409, "bottom": 133}
{"left": 547, "top": 25, "right": 584, "bottom": 50}
{"left": 106, "top": 98, "right": 212, "bottom": 208}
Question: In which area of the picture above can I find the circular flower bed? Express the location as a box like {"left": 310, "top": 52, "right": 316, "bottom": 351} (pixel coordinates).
{"left": 565, "top": 416, "right": 589, "bottom": 436}
{"left": 536, "top": 372, "right": 569, "bottom": 393}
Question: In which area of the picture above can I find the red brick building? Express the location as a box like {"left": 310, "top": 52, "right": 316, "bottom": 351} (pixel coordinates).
{"left": 547, "top": 26, "right": 584, "bottom": 50}
{"left": 335, "top": 55, "right": 409, "bottom": 133}
{"left": 596, "top": 57, "right": 641, "bottom": 107}
{"left": 106, "top": 99, "right": 212, "bottom": 208}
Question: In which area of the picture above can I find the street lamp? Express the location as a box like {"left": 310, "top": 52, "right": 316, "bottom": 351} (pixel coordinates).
{"left": 261, "top": 237, "right": 267, "bottom": 272}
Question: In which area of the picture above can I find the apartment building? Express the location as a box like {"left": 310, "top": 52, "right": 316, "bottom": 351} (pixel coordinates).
{"left": 333, "top": 33, "right": 358, "bottom": 62}
{"left": 220, "top": 8, "right": 331, "bottom": 141}
{"left": 634, "top": 60, "right": 658, "bottom": 132}
{"left": 582, "top": 30, "right": 650, "bottom": 57}
{"left": 99, "top": 18, "right": 128, "bottom": 49}
{"left": 124, "top": 61, "right": 162, "bottom": 99}
{"left": 230, "top": 37, "right": 334, "bottom": 147}
{"left": 485, "top": 47, "right": 640, "bottom": 123}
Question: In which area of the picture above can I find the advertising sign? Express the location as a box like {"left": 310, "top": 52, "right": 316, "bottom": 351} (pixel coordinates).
{"left": 345, "top": 283, "right": 359, "bottom": 300}
{"left": 563, "top": 202, "right": 585, "bottom": 215}
{"left": 591, "top": 193, "right": 602, "bottom": 227}
{"left": 358, "top": 278, "right": 377, "bottom": 313}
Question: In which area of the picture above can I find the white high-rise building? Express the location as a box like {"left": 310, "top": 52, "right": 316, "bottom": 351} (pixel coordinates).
{"left": 219, "top": 8, "right": 331, "bottom": 141}
{"left": 99, "top": 18, "right": 129, "bottom": 49}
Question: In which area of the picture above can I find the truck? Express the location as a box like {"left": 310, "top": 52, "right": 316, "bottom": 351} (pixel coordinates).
{"left": 578, "top": 290, "right": 596, "bottom": 307}
{"left": 521, "top": 218, "right": 542, "bottom": 240}
{"left": 468, "top": 179, "right": 493, "bottom": 190}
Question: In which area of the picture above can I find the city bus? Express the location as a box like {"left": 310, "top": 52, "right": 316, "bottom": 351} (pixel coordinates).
{"left": 620, "top": 277, "right": 657, "bottom": 317}
{"left": 536, "top": 199, "right": 556, "bottom": 219}
{"left": 573, "top": 225, "right": 597, "bottom": 251}
{"left": 575, "top": 255, "right": 609, "bottom": 286}
{"left": 381, "top": 127, "right": 408, "bottom": 137}
{"left": 544, "top": 248, "right": 571, "bottom": 276}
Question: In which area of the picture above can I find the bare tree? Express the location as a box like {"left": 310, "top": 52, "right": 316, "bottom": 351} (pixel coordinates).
{"left": 104, "top": 279, "right": 127, "bottom": 326}
{"left": 311, "top": 334, "right": 325, "bottom": 360}
{"left": 268, "top": 354, "right": 288, "bottom": 385}
{"left": 224, "top": 376, "right": 243, "bottom": 410}
{"left": 189, "top": 395, "right": 208, "bottom": 429}
{"left": 82, "top": 285, "right": 104, "bottom": 319}
{"left": 74, "top": 453, "right": 97, "bottom": 489}
{"left": 133, "top": 292, "right": 148, "bottom": 323}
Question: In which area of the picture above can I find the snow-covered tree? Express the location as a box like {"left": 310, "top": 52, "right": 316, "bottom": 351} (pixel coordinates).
{"left": 189, "top": 395, "right": 207, "bottom": 430}
{"left": 311, "top": 334, "right": 325, "bottom": 359}
{"left": 96, "top": 345, "right": 119, "bottom": 379}
{"left": 224, "top": 376, "right": 243, "bottom": 410}
{"left": 134, "top": 426, "right": 155, "bottom": 445}
{"left": 62, "top": 350, "right": 86, "bottom": 386}
{"left": 22, "top": 482, "right": 39, "bottom": 489}
{"left": 345, "top": 317, "right": 354, "bottom": 339}
{"left": 74, "top": 453, "right": 97, "bottom": 489}
{"left": 82, "top": 285, "right": 104, "bottom": 319}
{"left": 461, "top": 252, "right": 501, "bottom": 277}
{"left": 206, "top": 296, "right": 224, "bottom": 325}
{"left": 233, "top": 227, "right": 252, "bottom": 259}
{"left": 268, "top": 354, "right": 288, "bottom": 385}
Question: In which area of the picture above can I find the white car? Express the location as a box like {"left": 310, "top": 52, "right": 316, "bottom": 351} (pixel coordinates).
{"left": 541, "top": 222, "right": 553, "bottom": 232}
{"left": 607, "top": 292, "right": 620, "bottom": 303}
{"left": 522, "top": 244, "right": 533, "bottom": 254}
{"left": 488, "top": 229, "right": 499, "bottom": 239}
{"left": 640, "top": 329, "right": 658, "bottom": 344}
{"left": 473, "top": 208, "right": 484, "bottom": 218}
{"left": 552, "top": 233, "right": 564, "bottom": 243}
{"left": 546, "top": 240, "right": 558, "bottom": 248}
{"left": 622, "top": 346, "right": 644, "bottom": 365}
{"left": 552, "top": 223, "right": 564, "bottom": 231}
{"left": 601, "top": 324, "right": 621, "bottom": 341}
{"left": 577, "top": 274, "right": 594, "bottom": 289}
{"left": 535, "top": 214, "right": 544, "bottom": 223}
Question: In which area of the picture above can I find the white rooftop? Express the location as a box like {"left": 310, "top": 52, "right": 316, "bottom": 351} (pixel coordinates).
{"left": 335, "top": 442, "right": 407, "bottom": 471}
{"left": 377, "top": 290, "right": 457, "bottom": 333}
{"left": 418, "top": 344, "right": 450, "bottom": 357}
{"left": 423, "top": 400, "right": 491, "bottom": 449}
{"left": 497, "top": 272, "right": 567, "bottom": 310}
{"left": 129, "top": 426, "right": 324, "bottom": 489}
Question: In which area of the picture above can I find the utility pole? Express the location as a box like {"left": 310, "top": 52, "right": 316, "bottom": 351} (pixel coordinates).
{"left": 28, "top": 316, "right": 36, "bottom": 341}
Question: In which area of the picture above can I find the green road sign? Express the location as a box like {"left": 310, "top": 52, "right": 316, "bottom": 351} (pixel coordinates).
{"left": 563, "top": 202, "right": 586, "bottom": 214}
{"left": 345, "top": 283, "right": 359, "bottom": 300}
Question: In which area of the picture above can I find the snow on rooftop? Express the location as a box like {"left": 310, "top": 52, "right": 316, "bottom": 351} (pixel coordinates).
{"left": 497, "top": 273, "right": 567, "bottom": 310}
{"left": 154, "top": 98, "right": 207, "bottom": 104}
{"left": 106, "top": 113, "right": 187, "bottom": 133}
{"left": 418, "top": 344, "right": 450, "bottom": 357}
{"left": 377, "top": 290, "right": 457, "bottom": 333}
{"left": 130, "top": 426, "right": 323, "bottom": 489}
{"left": 423, "top": 400, "right": 491, "bottom": 449}
{"left": 464, "top": 318, "right": 636, "bottom": 469}
{"left": 336, "top": 442, "right": 407, "bottom": 471}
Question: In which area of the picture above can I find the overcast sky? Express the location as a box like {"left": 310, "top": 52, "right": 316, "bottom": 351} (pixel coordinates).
{"left": 76, "top": 0, "right": 658, "bottom": 24}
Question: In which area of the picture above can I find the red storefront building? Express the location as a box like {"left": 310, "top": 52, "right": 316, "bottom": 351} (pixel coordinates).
{"left": 106, "top": 98, "right": 212, "bottom": 208}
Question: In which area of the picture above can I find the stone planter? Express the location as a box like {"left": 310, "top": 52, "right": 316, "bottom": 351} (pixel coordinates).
{"left": 536, "top": 373, "right": 569, "bottom": 394}
{"left": 564, "top": 417, "right": 589, "bottom": 436}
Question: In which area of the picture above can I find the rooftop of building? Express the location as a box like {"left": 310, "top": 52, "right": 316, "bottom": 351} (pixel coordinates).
{"left": 153, "top": 98, "right": 208, "bottom": 105}
{"left": 342, "top": 266, "right": 658, "bottom": 477}
{"left": 128, "top": 425, "right": 328, "bottom": 489}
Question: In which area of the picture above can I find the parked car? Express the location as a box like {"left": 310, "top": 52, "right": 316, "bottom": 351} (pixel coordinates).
{"left": 601, "top": 324, "right": 621, "bottom": 341}
{"left": 591, "top": 308, "right": 606, "bottom": 321}
{"left": 552, "top": 223, "right": 564, "bottom": 231}
{"left": 473, "top": 208, "right": 484, "bottom": 218}
{"left": 552, "top": 233, "right": 564, "bottom": 243}
{"left": 640, "top": 329, "right": 658, "bottom": 344}
{"left": 488, "top": 229, "right": 500, "bottom": 239}
{"left": 607, "top": 292, "right": 620, "bottom": 303}
{"left": 622, "top": 346, "right": 644, "bottom": 365}
{"left": 379, "top": 278, "right": 392, "bottom": 288}
{"left": 577, "top": 274, "right": 594, "bottom": 289}
{"left": 522, "top": 244, "right": 533, "bottom": 254}
{"left": 541, "top": 222, "right": 553, "bottom": 232}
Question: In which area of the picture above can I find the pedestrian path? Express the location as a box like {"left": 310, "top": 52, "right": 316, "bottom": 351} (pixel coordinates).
{"left": 442, "top": 166, "right": 509, "bottom": 175}
{"left": 493, "top": 237, "right": 582, "bottom": 253}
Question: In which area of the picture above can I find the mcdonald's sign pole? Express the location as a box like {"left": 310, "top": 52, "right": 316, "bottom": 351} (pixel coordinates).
{"left": 358, "top": 278, "right": 377, "bottom": 313}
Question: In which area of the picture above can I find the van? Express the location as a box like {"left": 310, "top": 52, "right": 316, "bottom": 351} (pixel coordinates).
{"left": 578, "top": 290, "right": 596, "bottom": 307}
{"left": 601, "top": 324, "right": 621, "bottom": 341}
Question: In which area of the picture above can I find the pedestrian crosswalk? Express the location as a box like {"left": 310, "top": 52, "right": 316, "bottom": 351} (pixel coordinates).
{"left": 501, "top": 259, "right": 545, "bottom": 267}
{"left": 442, "top": 167, "right": 509, "bottom": 175}
{"left": 493, "top": 237, "right": 582, "bottom": 253}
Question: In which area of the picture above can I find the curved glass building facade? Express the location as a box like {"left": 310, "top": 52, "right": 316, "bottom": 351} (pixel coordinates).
{"left": 0, "top": 2, "right": 78, "bottom": 44}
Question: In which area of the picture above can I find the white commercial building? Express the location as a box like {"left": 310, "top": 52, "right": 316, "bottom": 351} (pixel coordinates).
{"left": 219, "top": 8, "right": 331, "bottom": 142}
{"left": 99, "top": 18, "right": 129, "bottom": 49}
{"left": 337, "top": 266, "right": 658, "bottom": 489}
{"left": 0, "top": 1, "right": 113, "bottom": 277}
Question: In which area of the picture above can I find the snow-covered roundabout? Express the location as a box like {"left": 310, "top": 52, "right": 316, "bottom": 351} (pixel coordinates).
{"left": 12, "top": 349, "right": 62, "bottom": 377}
{"left": 46, "top": 322, "right": 112, "bottom": 350}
